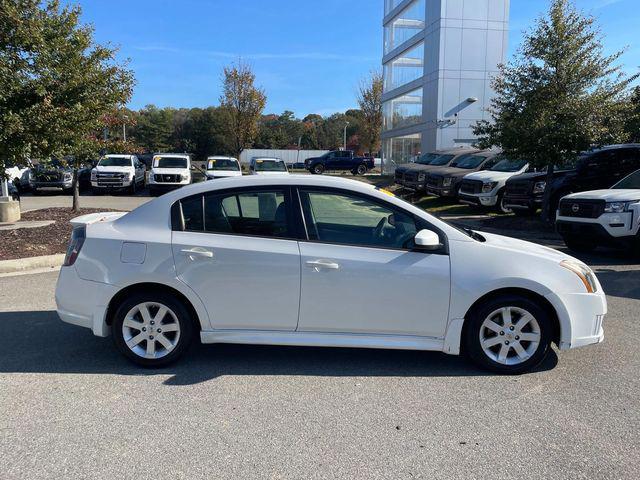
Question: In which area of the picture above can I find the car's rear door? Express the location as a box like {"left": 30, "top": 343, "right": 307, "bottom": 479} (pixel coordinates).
{"left": 171, "top": 186, "right": 301, "bottom": 331}
{"left": 295, "top": 187, "right": 451, "bottom": 338}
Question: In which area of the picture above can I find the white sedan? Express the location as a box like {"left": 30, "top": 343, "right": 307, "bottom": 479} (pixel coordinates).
{"left": 55, "top": 175, "right": 606, "bottom": 374}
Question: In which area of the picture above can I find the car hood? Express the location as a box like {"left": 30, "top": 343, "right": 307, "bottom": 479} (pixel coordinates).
{"left": 151, "top": 168, "right": 189, "bottom": 174}
{"left": 479, "top": 231, "right": 575, "bottom": 263}
{"left": 509, "top": 169, "right": 575, "bottom": 183}
{"left": 95, "top": 166, "right": 133, "bottom": 173}
{"left": 463, "top": 170, "right": 524, "bottom": 182}
{"left": 206, "top": 170, "right": 242, "bottom": 178}
{"left": 429, "top": 166, "right": 477, "bottom": 178}
{"left": 562, "top": 189, "right": 640, "bottom": 202}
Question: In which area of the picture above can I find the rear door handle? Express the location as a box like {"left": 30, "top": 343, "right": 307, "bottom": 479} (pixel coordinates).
{"left": 181, "top": 248, "right": 214, "bottom": 259}
{"left": 305, "top": 259, "right": 340, "bottom": 270}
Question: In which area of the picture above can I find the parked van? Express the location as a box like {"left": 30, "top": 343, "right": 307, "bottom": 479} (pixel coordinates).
{"left": 148, "top": 154, "right": 192, "bottom": 196}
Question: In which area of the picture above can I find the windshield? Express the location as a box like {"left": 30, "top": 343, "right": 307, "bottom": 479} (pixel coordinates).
{"left": 613, "top": 169, "right": 640, "bottom": 189}
{"left": 429, "top": 154, "right": 455, "bottom": 166}
{"left": 255, "top": 160, "right": 287, "bottom": 172}
{"left": 154, "top": 157, "right": 188, "bottom": 169}
{"left": 208, "top": 159, "right": 239, "bottom": 171}
{"left": 455, "top": 154, "right": 486, "bottom": 169}
{"left": 490, "top": 158, "right": 527, "bottom": 172}
{"left": 415, "top": 153, "right": 439, "bottom": 165}
{"left": 98, "top": 157, "right": 131, "bottom": 167}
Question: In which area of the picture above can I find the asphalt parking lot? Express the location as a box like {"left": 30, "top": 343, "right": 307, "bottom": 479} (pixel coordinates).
{"left": 1, "top": 192, "right": 639, "bottom": 479}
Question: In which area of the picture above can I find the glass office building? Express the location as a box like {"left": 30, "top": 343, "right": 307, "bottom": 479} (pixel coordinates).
{"left": 381, "top": 0, "right": 510, "bottom": 172}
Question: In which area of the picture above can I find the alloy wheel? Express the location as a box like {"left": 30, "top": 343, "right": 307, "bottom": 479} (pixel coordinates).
{"left": 121, "top": 302, "right": 181, "bottom": 359}
{"left": 479, "top": 306, "right": 541, "bottom": 366}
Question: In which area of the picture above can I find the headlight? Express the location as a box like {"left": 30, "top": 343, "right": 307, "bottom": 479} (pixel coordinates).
{"left": 533, "top": 181, "right": 546, "bottom": 194}
{"left": 418, "top": 172, "right": 426, "bottom": 182}
{"left": 604, "top": 201, "right": 637, "bottom": 213}
{"left": 90, "top": 170, "right": 97, "bottom": 180}
{"left": 442, "top": 177, "right": 452, "bottom": 187}
{"left": 560, "top": 260, "right": 597, "bottom": 293}
{"left": 64, "top": 173, "right": 73, "bottom": 181}
{"left": 482, "top": 181, "right": 498, "bottom": 193}
{"left": 181, "top": 173, "right": 189, "bottom": 181}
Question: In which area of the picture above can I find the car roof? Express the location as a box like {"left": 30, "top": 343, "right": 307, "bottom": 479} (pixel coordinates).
{"left": 207, "top": 156, "right": 237, "bottom": 160}
{"left": 154, "top": 153, "right": 190, "bottom": 158}
{"left": 252, "top": 157, "right": 283, "bottom": 161}
{"left": 584, "top": 144, "right": 640, "bottom": 154}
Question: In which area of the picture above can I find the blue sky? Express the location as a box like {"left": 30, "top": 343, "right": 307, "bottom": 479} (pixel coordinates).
{"left": 78, "top": 0, "right": 639, "bottom": 117}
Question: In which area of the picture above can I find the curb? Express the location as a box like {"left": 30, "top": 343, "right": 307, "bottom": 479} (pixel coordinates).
{"left": 0, "top": 254, "right": 65, "bottom": 274}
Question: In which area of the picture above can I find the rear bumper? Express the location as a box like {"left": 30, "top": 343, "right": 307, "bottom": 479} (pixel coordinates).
{"left": 55, "top": 266, "right": 118, "bottom": 337}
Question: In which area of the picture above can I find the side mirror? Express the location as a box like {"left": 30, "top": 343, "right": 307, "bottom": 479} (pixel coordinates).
{"left": 414, "top": 229, "right": 441, "bottom": 251}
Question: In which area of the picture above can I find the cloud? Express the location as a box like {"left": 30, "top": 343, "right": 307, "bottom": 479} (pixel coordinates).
{"left": 133, "top": 45, "right": 376, "bottom": 62}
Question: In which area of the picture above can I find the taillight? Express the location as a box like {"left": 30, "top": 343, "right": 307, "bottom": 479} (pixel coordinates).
{"left": 63, "top": 226, "right": 86, "bottom": 266}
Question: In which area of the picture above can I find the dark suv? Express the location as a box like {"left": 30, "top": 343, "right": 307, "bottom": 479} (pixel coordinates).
{"left": 504, "top": 144, "right": 640, "bottom": 216}
{"left": 394, "top": 148, "right": 477, "bottom": 191}
{"left": 425, "top": 151, "right": 500, "bottom": 198}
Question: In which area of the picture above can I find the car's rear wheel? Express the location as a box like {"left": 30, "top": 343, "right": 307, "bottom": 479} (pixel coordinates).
{"left": 112, "top": 293, "right": 194, "bottom": 367}
{"left": 313, "top": 164, "right": 325, "bottom": 175}
{"left": 356, "top": 163, "right": 367, "bottom": 175}
{"left": 563, "top": 235, "right": 597, "bottom": 253}
{"left": 464, "top": 295, "right": 552, "bottom": 374}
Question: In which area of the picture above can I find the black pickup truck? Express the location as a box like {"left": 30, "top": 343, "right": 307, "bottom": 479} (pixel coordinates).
{"left": 504, "top": 144, "right": 640, "bottom": 216}
{"left": 305, "top": 150, "right": 375, "bottom": 175}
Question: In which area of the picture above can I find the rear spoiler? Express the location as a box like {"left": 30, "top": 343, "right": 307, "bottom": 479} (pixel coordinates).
{"left": 70, "top": 211, "right": 127, "bottom": 227}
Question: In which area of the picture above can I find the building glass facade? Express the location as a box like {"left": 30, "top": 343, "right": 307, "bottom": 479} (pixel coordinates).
{"left": 384, "top": 0, "right": 426, "bottom": 54}
{"left": 381, "top": 0, "right": 510, "bottom": 174}
{"left": 382, "top": 87, "right": 423, "bottom": 132}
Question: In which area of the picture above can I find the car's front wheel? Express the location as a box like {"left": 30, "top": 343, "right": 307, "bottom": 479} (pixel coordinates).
{"left": 496, "top": 191, "right": 512, "bottom": 214}
{"left": 313, "top": 164, "right": 325, "bottom": 175}
{"left": 464, "top": 295, "right": 552, "bottom": 374}
{"left": 112, "top": 293, "right": 194, "bottom": 367}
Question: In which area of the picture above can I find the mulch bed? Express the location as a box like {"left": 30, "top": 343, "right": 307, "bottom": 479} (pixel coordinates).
{"left": 0, "top": 208, "right": 121, "bottom": 261}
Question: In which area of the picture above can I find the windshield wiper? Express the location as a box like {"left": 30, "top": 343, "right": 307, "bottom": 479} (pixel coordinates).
{"left": 461, "top": 227, "right": 486, "bottom": 242}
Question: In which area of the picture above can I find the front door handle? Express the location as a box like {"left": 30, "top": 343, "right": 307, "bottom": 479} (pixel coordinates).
{"left": 181, "top": 248, "right": 214, "bottom": 259}
{"left": 305, "top": 259, "right": 340, "bottom": 271}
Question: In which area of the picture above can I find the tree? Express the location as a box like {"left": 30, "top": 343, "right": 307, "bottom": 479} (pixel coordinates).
{"left": 473, "top": 0, "right": 639, "bottom": 220}
{"left": 356, "top": 70, "right": 383, "bottom": 155}
{"left": 219, "top": 61, "right": 266, "bottom": 157}
{"left": 626, "top": 87, "right": 640, "bottom": 142}
{"left": 0, "top": 0, "right": 135, "bottom": 211}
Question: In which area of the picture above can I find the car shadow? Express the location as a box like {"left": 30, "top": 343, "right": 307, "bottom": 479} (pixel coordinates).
{"left": 0, "top": 311, "right": 558, "bottom": 384}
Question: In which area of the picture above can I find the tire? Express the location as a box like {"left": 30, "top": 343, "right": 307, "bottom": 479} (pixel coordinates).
{"left": 464, "top": 294, "right": 553, "bottom": 374}
{"left": 129, "top": 179, "right": 137, "bottom": 195}
{"left": 563, "top": 235, "right": 597, "bottom": 253}
{"left": 356, "top": 163, "right": 367, "bottom": 176}
{"left": 312, "top": 164, "right": 325, "bottom": 175}
{"left": 112, "top": 292, "right": 194, "bottom": 367}
{"left": 495, "top": 191, "right": 512, "bottom": 214}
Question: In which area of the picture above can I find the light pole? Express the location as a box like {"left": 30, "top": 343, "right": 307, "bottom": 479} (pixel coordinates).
{"left": 343, "top": 122, "right": 350, "bottom": 150}
{"left": 122, "top": 114, "right": 128, "bottom": 143}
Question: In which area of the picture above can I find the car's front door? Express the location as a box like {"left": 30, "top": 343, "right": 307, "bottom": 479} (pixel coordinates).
{"left": 296, "top": 188, "right": 451, "bottom": 338}
{"left": 171, "top": 187, "right": 301, "bottom": 331}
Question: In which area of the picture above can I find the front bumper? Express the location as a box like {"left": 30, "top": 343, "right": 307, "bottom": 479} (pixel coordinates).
{"left": 91, "top": 178, "right": 133, "bottom": 189}
{"left": 55, "top": 266, "right": 118, "bottom": 337}
{"left": 546, "top": 290, "right": 607, "bottom": 350}
{"left": 459, "top": 192, "right": 498, "bottom": 207}
{"left": 556, "top": 219, "right": 637, "bottom": 249}
{"left": 30, "top": 180, "right": 73, "bottom": 190}
{"left": 426, "top": 185, "right": 456, "bottom": 197}
{"left": 503, "top": 194, "right": 543, "bottom": 211}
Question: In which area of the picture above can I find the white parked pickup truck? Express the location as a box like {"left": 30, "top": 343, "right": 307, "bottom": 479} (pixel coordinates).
{"left": 556, "top": 169, "right": 640, "bottom": 254}
{"left": 458, "top": 158, "right": 530, "bottom": 213}
{"left": 91, "top": 154, "right": 146, "bottom": 194}
{"left": 205, "top": 156, "right": 242, "bottom": 180}
{"left": 148, "top": 154, "right": 192, "bottom": 196}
